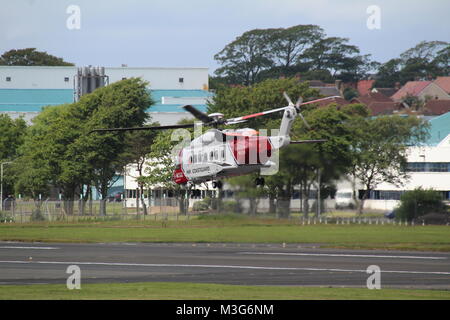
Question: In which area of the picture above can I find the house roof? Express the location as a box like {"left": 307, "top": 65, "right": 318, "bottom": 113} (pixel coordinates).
{"left": 424, "top": 99, "right": 450, "bottom": 116}
{"left": 313, "top": 96, "right": 350, "bottom": 108}
{"left": 357, "top": 79, "right": 375, "bottom": 96}
{"left": 0, "top": 89, "right": 211, "bottom": 113}
{"left": 434, "top": 76, "right": 450, "bottom": 94}
{"left": 391, "top": 81, "right": 432, "bottom": 101}
{"left": 368, "top": 102, "right": 398, "bottom": 115}
{"left": 313, "top": 86, "right": 341, "bottom": 97}
{"left": 355, "top": 91, "right": 393, "bottom": 105}
{"left": 426, "top": 111, "right": 450, "bottom": 146}
{"left": 372, "top": 87, "right": 398, "bottom": 98}
{"left": 351, "top": 92, "right": 399, "bottom": 115}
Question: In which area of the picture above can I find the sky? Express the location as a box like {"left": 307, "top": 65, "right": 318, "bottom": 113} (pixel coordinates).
{"left": 1, "top": 0, "right": 449, "bottom": 74}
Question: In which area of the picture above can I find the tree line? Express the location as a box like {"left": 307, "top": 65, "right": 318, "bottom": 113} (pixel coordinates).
{"left": 0, "top": 78, "right": 156, "bottom": 216}
{"left": 211, "top": 25, "right": 449, "bottom": 87}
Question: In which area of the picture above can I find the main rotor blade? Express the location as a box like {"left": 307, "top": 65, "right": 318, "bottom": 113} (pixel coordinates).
{"left": 183, "top": 105, "right": 214, "bottom": 123}
{"left": 225, "top": 106, "right": 290, "bottom": 124}
{"left": 90, "top": 123, "right": 196, "bottom": 133}
{"left": 283, "top": 91, "right": 294, "bottom": 106}
{"left": 290, "top": 139, "right": 327, "bottom": 144}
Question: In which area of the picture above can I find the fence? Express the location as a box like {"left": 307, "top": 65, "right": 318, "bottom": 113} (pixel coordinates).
{"left": 1, "top": 198, "right": 448, "bottom": 225}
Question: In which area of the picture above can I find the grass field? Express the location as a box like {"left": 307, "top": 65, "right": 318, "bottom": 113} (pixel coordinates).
{"left": 1, "top": 282, "right": 449, "bottom": 300}
{"left": 0, "top": 214, "right": 449, "bottom": 251}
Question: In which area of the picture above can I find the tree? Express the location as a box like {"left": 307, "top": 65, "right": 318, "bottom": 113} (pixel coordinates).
{"left": 214, "top": 29, "right": 274, "bottom": 85}
{"left": 0, "top": 48, "right": 74, "bottom": 66}
{"left": 373, "top": 58, "right": 402, "bottom": 88}
{"left": 270, "top": 25, "right": 324, "bottom": 69}
{"left": 0, "top": 115, "right": 27, "bottom": 200}
{"left": 15, "top": 78, "right": 152, "bottom": 216}
{"left": 396, "top": 188, "right": 446, "bottom": 222}
{"left": 76, "top": 78, "right": 152, "bottom": 214}
{"left": 0, "top": 115, "right": 27, "bottom": 161}
{"left": 348, "top": 115, "right": 429, "bottom": 214}
{"left": 375, "top": 41, "right": 449, "bottom": 87}
{"left": 301, "top": 37, "right": 370, "bottom": 80}
{"left": 120, "top": 125, "right": 160, "bottom": 215}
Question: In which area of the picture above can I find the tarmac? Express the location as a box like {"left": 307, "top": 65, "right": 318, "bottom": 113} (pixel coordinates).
{"left": 0, "top": 241, "right": 449, "bottom": 289}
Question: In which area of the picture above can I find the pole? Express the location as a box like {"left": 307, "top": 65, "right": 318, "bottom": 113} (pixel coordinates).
{"left": 317, "top": 168, "right": 321, "bottom": 217}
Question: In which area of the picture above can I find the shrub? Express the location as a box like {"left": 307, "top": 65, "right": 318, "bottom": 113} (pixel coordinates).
{"left": 30, "top": 208, "right": 46, "bottom": 221}
{"left": 0, "top": 211, "right": 14, "bottom": 223}
{"left": 396, "top": 188, "right": 446, "bottom": 222}
{"left": 192, "top": 199, "right": 210, "bottom": 212}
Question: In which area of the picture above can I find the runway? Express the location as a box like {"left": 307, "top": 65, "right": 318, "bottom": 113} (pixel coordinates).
{"left": 0, "top": 241, "right": 449, "bottom": 289}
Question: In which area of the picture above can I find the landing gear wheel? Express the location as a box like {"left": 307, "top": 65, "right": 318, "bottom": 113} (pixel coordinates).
{"left": 255, "top": 177, "right": 265, "bottom": 186}
{"left": 212, "top": 181, "right": 223, "bottom": 189}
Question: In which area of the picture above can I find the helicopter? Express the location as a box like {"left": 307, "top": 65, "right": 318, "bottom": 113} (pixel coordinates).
{"left": 92, "top": 93, "right": 339, "bottom": 188}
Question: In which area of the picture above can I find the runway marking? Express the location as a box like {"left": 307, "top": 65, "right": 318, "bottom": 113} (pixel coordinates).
{"left": 0, "top": 246, "right": 59, "bottom": 250}
{"left": 0, "top": 260, "right": 449, "bottom": 276}
{"left": 238, "top": 252, "right": 447, "bottom": 260}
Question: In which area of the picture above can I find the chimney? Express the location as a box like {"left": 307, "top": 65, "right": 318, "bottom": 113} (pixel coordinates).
{"left": 395, "top": 82, "right": 401, "bottom": 90}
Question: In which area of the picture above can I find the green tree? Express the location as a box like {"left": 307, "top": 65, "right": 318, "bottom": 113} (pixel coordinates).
{"left": 214, "top": 29, "right": 274, "bottom": 85}
{"left": 348, "top": 115, "right": 430, "bottom": 214}
{"left": 302, "top": 37, "right": 375, "bottom": 81}
{"left": 396, "top": 188, "right": 446, "bottom": 222}
{"left": 0, "top": 48, "right": 74, "bottom": 66}
{"left": 0, "top": 115, "right": 27, "bottom": 200}
{"left": 270, "top": 25, "right": 324, "bottom": 68}
{"left": 0, "top": 114, "right": 27, "bottom": 161}
{"left": 15, "top": 78, "right": 152, "bottom": 216}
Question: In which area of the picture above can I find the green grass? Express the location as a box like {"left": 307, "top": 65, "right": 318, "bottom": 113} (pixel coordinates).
{"left": 1, "top": 282, "right": 449, "bottom": 300}
{"left": 0, "top": 215, "right": 449, "bottom": 251}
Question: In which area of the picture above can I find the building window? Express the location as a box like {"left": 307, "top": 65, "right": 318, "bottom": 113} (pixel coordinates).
{"left": 406, "top": 162, "right": 450, "bottom": 172}
{"left": 179, "top": 77, "right": 184, "bottom": 83}
{"left": 6, "top": 77, "right": 11, "bottom": 82}
{"left": 64, "top": 77, "right": 70, "bottom": 82}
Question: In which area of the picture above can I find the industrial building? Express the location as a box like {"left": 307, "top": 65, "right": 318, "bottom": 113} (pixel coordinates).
{"left": 0, "top": 65, "right": 212, "bottom": 125}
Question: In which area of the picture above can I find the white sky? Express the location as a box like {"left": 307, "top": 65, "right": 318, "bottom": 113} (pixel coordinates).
{"left": 1, "top": 0, "right": 449, "bottom": 74}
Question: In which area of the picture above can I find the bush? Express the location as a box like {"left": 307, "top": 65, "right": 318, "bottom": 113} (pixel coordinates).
{"left": 396, "top": 188, "right": 447, "bottom": 222}
{"left": 31, "top": 208, "right": 46, "bottom": 221}
{"left": 192, "top": 199, "right": 210, "bottom": 212}
{"left": 222, "top": 200, "right": 240, "bottom": 213}
{"left": 0, "top": 211, "right": 14, "bottom": 223}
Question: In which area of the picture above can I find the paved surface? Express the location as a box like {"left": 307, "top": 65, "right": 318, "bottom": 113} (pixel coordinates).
{"left": 0, "top": 241, "right": 449, "bottom": 289}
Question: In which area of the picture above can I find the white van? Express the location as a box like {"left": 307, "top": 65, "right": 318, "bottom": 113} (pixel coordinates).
{"left": 335, "top": 189, "right": 356, "bottom": 209}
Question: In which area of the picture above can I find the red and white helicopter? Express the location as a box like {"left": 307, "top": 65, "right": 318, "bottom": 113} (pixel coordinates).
{"left": 93, "top": 93, "right": 338, "bottom": 188}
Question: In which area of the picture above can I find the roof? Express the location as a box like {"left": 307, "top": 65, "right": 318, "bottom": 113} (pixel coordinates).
{"left": 357, "top": 80, "right": 375, "bottom": 96}
{"left": 351, "top": 92, "right": 399, "bottom": 115}
{"left": 0, "top": 89, "right": 211, "bottom": 113}
{"left": 391, "top": 81, "right": 431, "bottom": 101}
{"left": 426, "top": 111, "right": 450, "bottom": 146}
{"left": 313, "top": 86, "right": 341, "bottom": 97}
{"left": 313, "top": 96, "right": 350, "bottom": 108}
{"left": 424, "top": 99, "right": 450, "bottom": 116}
{"left": 372, "top": 87, "right": 398, "bottom": 98}
{"left": 368, "top": 102, "right": 397, "bottom": 115}
{"left": 354, "top": 91, "right": 393, "bottom": 105}
{"left": 434, "top": 77, "right": 450, "bottom": 94}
